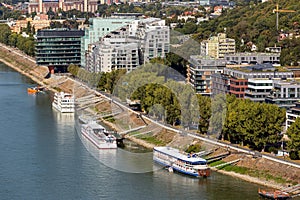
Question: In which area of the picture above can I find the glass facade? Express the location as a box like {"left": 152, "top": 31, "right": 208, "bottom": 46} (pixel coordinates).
{"left": 36, "top": 29, "right": 84, "bottom": 72}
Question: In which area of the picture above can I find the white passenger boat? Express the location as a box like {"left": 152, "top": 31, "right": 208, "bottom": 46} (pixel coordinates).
{"left": 153, "top": 146, "right": 210, "bottom": 177}
{"left": 81, "top": 120, "right": 117, "bottom": 149}
{"left": 52, "top": 92, "right": 75, "bottom": 113}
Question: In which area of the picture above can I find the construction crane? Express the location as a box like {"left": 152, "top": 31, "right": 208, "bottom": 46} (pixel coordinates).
{"left": 273, "top": 3, "right": 296, "bottom": 31}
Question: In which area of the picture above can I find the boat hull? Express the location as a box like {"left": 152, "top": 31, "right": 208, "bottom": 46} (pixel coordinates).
{"left": 52, "top": 92, "right": 75, "bottom": 113}
{"left": 153, "top": 157, "right": 210, "bottom": 178}
{"left": 52, "top": 102, "right": 75, "bottom": 113}
{"left": 154, "top": 158, "right": 199, "bottom": 177}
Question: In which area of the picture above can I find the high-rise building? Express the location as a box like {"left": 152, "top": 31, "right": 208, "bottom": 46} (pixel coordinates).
{"left": 36, "top": 29, "right": 84, "bottom": 73}
{"left": 222, "top": 64, "right": 293, "bottom": 101}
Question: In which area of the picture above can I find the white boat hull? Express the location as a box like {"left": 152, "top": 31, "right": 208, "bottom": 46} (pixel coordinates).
{"left": 52, "top": 102, "right": 75, "bottom": 113}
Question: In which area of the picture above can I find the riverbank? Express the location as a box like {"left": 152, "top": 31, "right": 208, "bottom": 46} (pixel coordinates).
{"left": 1, "top": 43, "right": 298, "bottom": 192}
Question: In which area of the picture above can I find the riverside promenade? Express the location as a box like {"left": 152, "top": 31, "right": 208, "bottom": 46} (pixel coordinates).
{"left": 1, "top": 43, "right": 300, "bottom": 191}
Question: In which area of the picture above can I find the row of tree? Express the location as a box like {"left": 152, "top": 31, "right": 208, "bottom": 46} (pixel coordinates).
{"left": 222, "top": 95, "right": 285, "bottom": 152}
{"left": 0, "top": 24, "right": 35, "bottom": 56}
{"left": 131, "top": 83, "right": 181, "bottom": 125}
{"left": 197, "top": 94, "right": 299, "bottom": 158}
{"left": 69, "top": 63, "right": 299, "bottom": 158}
{"left": 68, "top": 64, "right": 126, "bottom": 94}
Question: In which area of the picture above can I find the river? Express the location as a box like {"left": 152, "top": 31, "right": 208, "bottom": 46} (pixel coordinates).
{"left": 0, "top": 62, "right": 266, "bottom": 199}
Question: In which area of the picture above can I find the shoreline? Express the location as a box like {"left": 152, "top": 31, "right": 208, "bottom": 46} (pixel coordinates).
{"left": 212, "top": 169, "right": 283, "bottom": 190}
{"left": 0, "top": 44, "right": 294, "bottom": 191}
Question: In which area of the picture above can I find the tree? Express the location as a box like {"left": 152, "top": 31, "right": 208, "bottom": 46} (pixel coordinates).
{"left": 26, "top": 21, "right": 31, "bottom": 34}
{"left": 8, "top": 33, "right": 18, "bottom": 47}
{"left": 208, "top": 94, "right": 226, "bottom": 137}
{"left": 47, "top": 7, "right": 55, "bottom": 20}
{"left": 104, "top": 69, "right": 126, "bottom": 93}
{"left": 131, "top": 83, "right": 181, "bottom": 126}
{"left": 68, "top": 64, "right": 80, "bottom": 76}
{"left": 24, "top": 39, "right": 35, "bottom": 56}
{"left": 31, "top": 25, "right": 36, "bottom": 35}
{"left": 0, "top": 24, "right": 11, "bottom": 45}
{"left": 286, "top": 117, "right": 300, "bottom": 159}
{"left": 222, "top": 95, "right": 285, "bottom": 151}
{"left": 197, "top": 94, "right": 211, "bottom": 134}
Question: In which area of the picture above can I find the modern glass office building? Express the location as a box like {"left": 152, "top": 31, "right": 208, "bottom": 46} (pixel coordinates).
{"left": 36, "top": 29, "right": 85, "bottom": 73}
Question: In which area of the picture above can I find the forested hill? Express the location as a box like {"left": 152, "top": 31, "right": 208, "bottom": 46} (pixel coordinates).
{"left": 195, "top": 0, "right": 300, "bottom": 57}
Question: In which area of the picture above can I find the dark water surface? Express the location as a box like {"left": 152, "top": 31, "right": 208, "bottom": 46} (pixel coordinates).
{"left": 0, "top": 62, "right": 265, "bottom": 199}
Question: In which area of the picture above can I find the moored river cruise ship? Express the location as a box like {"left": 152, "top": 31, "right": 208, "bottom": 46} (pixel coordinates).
{"left": 52, "top": 92, "right": 75, "bottom": 113}
{"left": 153, "top": 146, "right": 210, "bottom": 177}
{"left": 81, "top": 120, "right": 117, "bottom": 149}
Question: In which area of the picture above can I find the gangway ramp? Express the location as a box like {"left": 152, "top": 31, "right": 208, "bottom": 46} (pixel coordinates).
{"left": 206, "top": 152, "right": 230, "bottom": 163}
{"left": 212, "top": 159, "right": 241, "bottom": 169}
{"left": 119, "top": 125, "right": 147, "bottom": 135}
{"left": 129, "top": 124, "right": 162, "bottom": 137}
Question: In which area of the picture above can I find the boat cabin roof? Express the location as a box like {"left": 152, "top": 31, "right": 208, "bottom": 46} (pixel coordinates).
{"left": 86, "top": 121, "right": 106, "bottom": 130}
{"left": 56, "top": 92, "right": 74, "bottom": 99}
{"left": 154, "top": 146, "right": 207, "bottom": 164}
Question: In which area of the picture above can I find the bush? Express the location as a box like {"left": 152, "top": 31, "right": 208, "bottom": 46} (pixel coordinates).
{"left": 185, "top": 144, "right": 201, "bottom": 153}
{"left": 289, "top": 151, "right": 300, "bottom": 160}
{"left": 267, "top": 146, "right": 278, "bottom": 154}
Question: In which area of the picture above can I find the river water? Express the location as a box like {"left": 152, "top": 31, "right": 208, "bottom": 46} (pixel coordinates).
{"left": 0, "top": 62, "right": 265, "bottom": 199}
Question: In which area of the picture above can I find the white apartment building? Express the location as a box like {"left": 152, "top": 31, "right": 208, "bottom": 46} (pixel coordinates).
{"left": 86, "top": 37, "right": 139, "bottom": 73}
{"left": 85, "top": 18, "right": 170, "bottom": 73}
{"left": 129, "top": 18, "right": 169, "bottom": 63}
{"left": 265, "top": 81, "right": 300, "bottom": 109}
{"left": 286, "top": 102, "right": 300, "bottom": 130}
{"left": 245, "top": 78, "right": 273, "bottom": 102}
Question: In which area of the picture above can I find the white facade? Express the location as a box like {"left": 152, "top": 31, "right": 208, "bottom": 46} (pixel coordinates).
{"left": 129, "top": 18, "right": 169, "bottom": 63}
{"left": 85, "top": 18, "right": 170, "bottom": 73}
{"left": 245, "top": 78, "right": 273, "bottom": 102}
{"left": 286, "top": 102, "right": 300, "bottom": 130}
{"left": 87, "top": 37, "right": 139, "bottom": 73}
{"left": 81, "top": 17, "right": 135, "bottom": 67}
